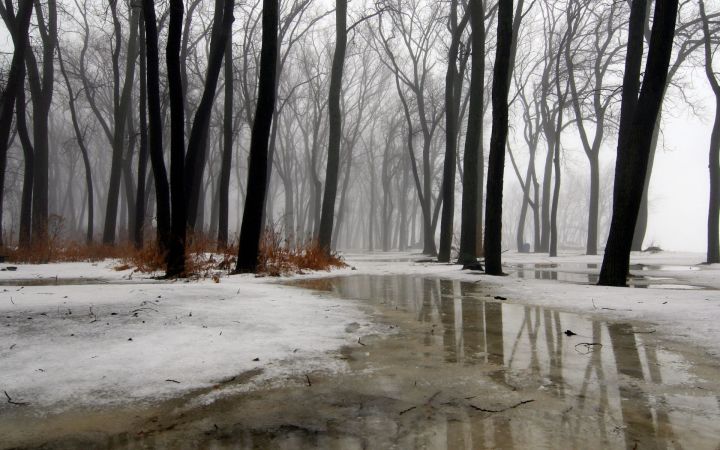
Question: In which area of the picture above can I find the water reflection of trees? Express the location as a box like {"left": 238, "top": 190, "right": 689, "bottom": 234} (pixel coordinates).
{"left": 289, "top": 275, "right": 710, "bottom": 449}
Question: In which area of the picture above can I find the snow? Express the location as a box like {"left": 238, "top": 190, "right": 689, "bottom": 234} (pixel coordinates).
{"left": 1, "top": 250, "right": 719, "bottom": 414}
{"left": 0, "top": 263, "right": 379, "bottom": 413}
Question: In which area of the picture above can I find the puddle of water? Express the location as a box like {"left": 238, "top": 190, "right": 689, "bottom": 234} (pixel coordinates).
{"left": 4, "top": 275, "right": 719, "bottom": 449}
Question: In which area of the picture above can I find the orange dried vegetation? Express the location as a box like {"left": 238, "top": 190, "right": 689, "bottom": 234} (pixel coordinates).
{"left": 2, "top": 230, "right": 344, "bottom": 277}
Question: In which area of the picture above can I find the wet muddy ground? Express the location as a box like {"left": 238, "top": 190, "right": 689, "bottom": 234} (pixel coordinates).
{"left": 2, "top": 274, "right": 720, "bottom": 449}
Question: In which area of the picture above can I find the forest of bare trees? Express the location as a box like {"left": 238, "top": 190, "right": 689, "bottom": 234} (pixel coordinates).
{"left": 0, "top": 0, "right": 718, "bottom": 284}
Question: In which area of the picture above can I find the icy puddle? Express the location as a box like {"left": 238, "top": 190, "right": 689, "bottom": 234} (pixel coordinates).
{"left": 3, "top": 275, "right": 720, "bottom": 449}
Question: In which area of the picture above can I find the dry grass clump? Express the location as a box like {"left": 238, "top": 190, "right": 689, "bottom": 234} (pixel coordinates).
{"left": 2, "top": 230, "right": 345, "bottom": 278}
{"left": 256, "top": 231, "right": 346, "bottom": 276}
{"left": 4, "top": 241, "right": 132, "bottom": 264}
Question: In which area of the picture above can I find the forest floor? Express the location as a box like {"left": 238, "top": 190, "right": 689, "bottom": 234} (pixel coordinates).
{"left": 1, "top": 251, "right": 719, "bottom": 449}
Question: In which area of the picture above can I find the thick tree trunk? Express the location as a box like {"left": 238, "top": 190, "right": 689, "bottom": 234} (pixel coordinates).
{"left": 483, "top": 0, "right": 513, "bottom": 275}
{"left": 235, "top": 0, "right": 279, "bottom": 273}
{"left": 599, "top": 0, "right": 678, "bottom": 286}
{"left": 700, "top": 0, "right": 720, "bottom": 264}
{"left": 27, "top": 0, "right": 56, "bottom": 244}
{"left": 166, "top": 0, "right": 186, "bottom": 276}
{"left": 458, "top": 0, "right": 485, "bottom": 264}
{"left": 318, "top": 0, "right": 347, "bottom": 252}
{"left": 142, "top": 0, "right": 171, "bottom": 252}
{"left": 218, "top": 38, "right": 233, "bottom": 249}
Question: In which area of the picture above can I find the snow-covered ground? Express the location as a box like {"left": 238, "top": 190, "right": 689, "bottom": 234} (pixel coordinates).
{"left": 0, "top": 261, "right": 379, "bottom": 413}
{"left": 1, "top": 250, "right": 718, "bottom": 415}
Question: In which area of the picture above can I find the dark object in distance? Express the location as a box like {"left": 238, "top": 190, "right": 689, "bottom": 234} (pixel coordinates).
{"left": 494, "top": 295, "right": 507, "bottom": 301}
{"left": 462, "top": 262, "right": 484, "bottom": 271}
{"left": 564, "top": 330, "right": 577, "bottom": 336}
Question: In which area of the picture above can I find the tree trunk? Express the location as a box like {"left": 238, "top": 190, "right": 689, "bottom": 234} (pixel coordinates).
{"left": 584, "top": 152, "right": 600, "bottom": 255}
{"left": 438, "top": 1, "right": 468, "bottom": 262}
{"left": 17, "top": 84, "right": 33, "bottom": 248}
{"left": 185, "top": 0, "right": 234, "bottom": 230}
{"left": 0, "top": 0, "right": 33, "bottom": 246}
{"left": 57, "top": 46, "right": 94, "bottom": 244}
{"left": 166, "top": 0, "right": 186, "bottom": 276}
{"left": 142, "top": 0, "right": 171, "bottom": 252}
{"left": 103, "top": 6, "right": 140, "bottom": 244}
{"left": 599, "top": 0, "right": 679, "bottom": 286}
{"left": 27, "top": 0, "right": 56, "bottom": 244}
{"left": 218, "top": 37, "right": 233, "bottom": 249}
{"left": 134, "top": 20, "right": 149, "bottom": 248}
{"left": 235, "top": 0, "right": 279, "bottom": 272}
{"left": 483, "top": 0, "right": 513, "bottom": 275}
{"left": 458, "top": 0, "right": 485, "bottom": 264}
{"left": 317, "top": 0, "right": 347, "bottom": 252}
{"left": 700, "top": 0, "right": 720, "bottom": 264}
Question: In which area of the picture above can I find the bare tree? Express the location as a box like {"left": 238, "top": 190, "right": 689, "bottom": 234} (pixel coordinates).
{"left": 317, "top": 0, "right": 347, "bottom": 251}
{"left": 699, "top": 0, "right": 720, "bottom": 263}
{"left": 0, "top": 0, "right": 33, "bottom": 246}
{"left": 599, "top": 0, "right": 679, "bottom": 286}
{"left": 484, "top": 0, "right": 514, "bottom": 275}
{"left": 235, "top": 0, "right": 279, "bottom": 272}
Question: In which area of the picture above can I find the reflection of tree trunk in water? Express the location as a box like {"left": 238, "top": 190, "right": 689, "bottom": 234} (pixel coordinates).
{"left": 577, "top": 322, "right": 610, "bottom": 444}
{"left": 608, "top": 323, "right": 659, "bottom": 450}
{"left": 439, "top": 280, "right": 457, "bottom": 363}
{"left": 460, "top": 282, "right": 483, "bottom": 366}
{"left": 485, "top": 301, "right": 505, "bottom": 383}
{"left": 643, "top": 343, "right": 677, "bottom": 443}
{"left": 506, "top": 306, "right": 540, "bottom": 374}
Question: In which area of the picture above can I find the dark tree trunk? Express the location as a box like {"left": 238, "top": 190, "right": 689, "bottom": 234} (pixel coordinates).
{"left": 317, "top": 0, "right": 347, "bottom": 252}
{"left": 185, "top": 0, "right": 234, "bottom": 231}
{"left": 17, "top": 84, "right": 33, "bottom": 248}
{"left": 700, "top": 0, "right": 720, "bottom": 264}
{"left": 218, "top": 37, "right": 233, "bottom": 249}
{"left": 134, "top": 20, "right": 149, "bottom": 248}
{"left": 57, "top": 47, "right": 94, "bottom": 244}
{"left": 438, "top": 2, "right": 469, "bottom": 262}
{"left": 483, "top": 0, "right": 513, "bottom": 275}
{"left": 103, "top": 7, "right": 140, "bottom": 244}
{"left": 27, "top": 0, "right": 56, "bottom": 244}
{"left": 0, "top": 0, "right": 33, "bottom": 246}
{"left": 234, "top": 0, "right": 279, "bottom": 273}
{"left": 458, "top": 0, "right": 485, "bottom": 264}
{"left": 166, "top": 0, "right": 186, "bottom": 277}
{"left": 142, "top": 0, "right": 171, "bottom": 251}
{"left": 599, "top": 0, "right": 679, "bottom": 286}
